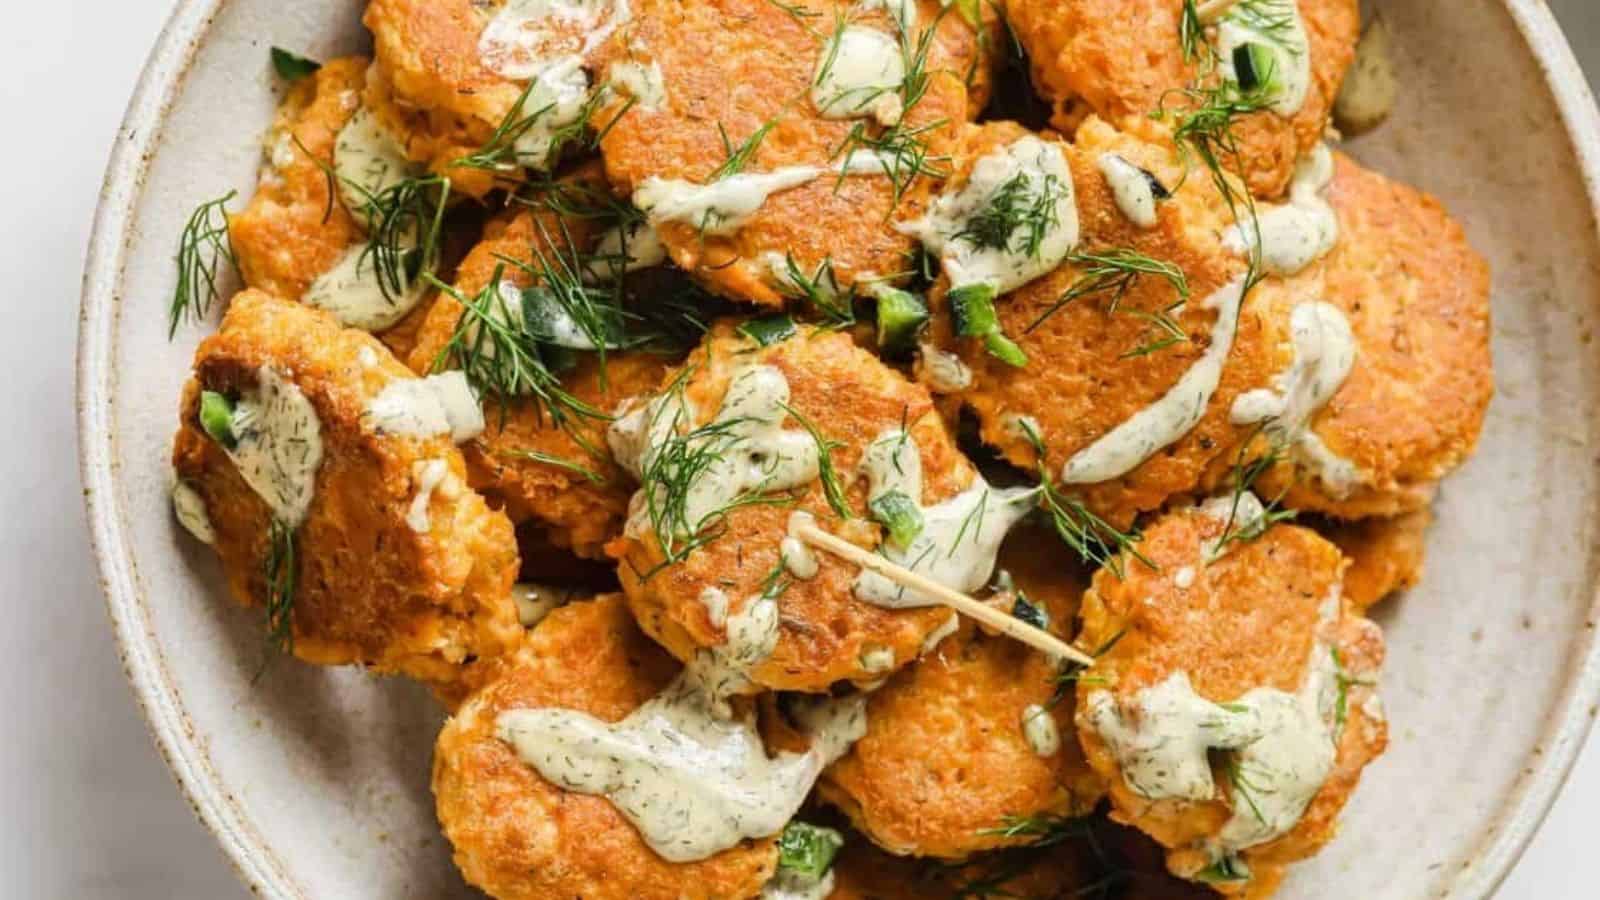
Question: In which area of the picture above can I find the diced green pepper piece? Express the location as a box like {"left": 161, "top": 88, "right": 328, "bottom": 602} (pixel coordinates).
{"left": 738, "top": 314, "right": 797, "bottom": 347}
{"left": 948, "top": 283, "right": 999, "bottom": 337}
{"left": 270, "top": 47, "right": 322, "bottom": 83}
{"left": 1012, "top": 594, "right": 1050, "bottom": 631}
{"left": 873, "top": 287, "right": 929, "bottom": 356}
{"left": 521, "top": 285, "right": 623, "bottom": 350}
{"left": 949, "top": 283, "right": 1029, "bottom": 367}
{"left": 198, "top": 391, "right": 237, "bottom": 450}
{"left": 1233, "top": 42, "right": 1280, "bottom": 95}
{"left": 869, "top": 490, "right": 925, "bottom": 550}
{"left": 777, "top": 822, "right": 844, "bottom": 881}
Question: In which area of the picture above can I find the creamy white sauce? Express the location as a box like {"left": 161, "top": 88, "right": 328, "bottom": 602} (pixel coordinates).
{"left": 689, "top": 587, "right": 781, "bottom": 711}
{"left": 610, "top": 366, "right": 821, "bottom": 539}
{"left": 1227, "top": 144, "right": 1338, "bottom": 276}
{"left": 635, "top": 168, "right": 821, "bottom": 235}
{"left": 853, "top": 430, "right": 1037, "bottom": 609}
{"left": 1085, "top": 590, "right": 1347, "bottom": 859}
{"left": 511, "top": 582, "right": 576, "bottom": 628}
{"left": 585, "top": 219, "right": 666, "bottom": 283}
{"left": 1021, "top": 703, "right": 1061, "bottom": 757}
{"left": 1061, "top": 277, "right": 1247, "bottom": 484}
{"left": 362, "top": 371, "right": 485, "bottom": 443}
{"left": 859, "top": 644, "right": 895, "bottom": 674}
{"left": 405, "top": 459, "right": 451, "bottom": 533}
{"left": 762, "top": 868, "right": 836, "bottom": 900}
{"left": 607, "top": 58, "right": 667, "bottom": 110}
{"left": 1174, "top": 565, "right": 1197, "bottom": 589}
{"left": 333, "top": 107, "right": 417, "bottom": 228}
{"left": 1214, "top": 0, "right": 1312, "bottom": 117}
{"left": 495, "top": 674, "right": 864, "bottom": 862}
{"left": 303, "top": 243, "right": 429, "bottom": 332}
{"left": 1197, "top": 491, "right": 1268, "bottom": 563}
{"left": 1097, "top": 153, "right": 1161, "bottom": 229}
{"left": 782, "top": 511, "right": 821, "bottom": 580}
{"left": 919, "top": 342, "right": 973, "bottom": 393}
{"left": 171, "top": 481, "right": 216, "bottom": 545}
{"left": 859, "top": 0, "right": 916, "bottom": 34}
{"left": 479, "top": 0, "right": 630, "bottom": 80}
{"left": 509, "top": 57, "right": 594, "bottom": 172}
{"left": 901, "top": 136, "right": 1080, "bottom": 295}
{"left": 225, "top": 366, "right": 324, "bottom": 527}
{"left": 1230, "top": 300, "right": 1362, "bottom": 497}
{"left": 920, "top": 613, "right": 960, "bottom": 655}
{"left": 812, "top": 26, "right": 905, "bottom": 126}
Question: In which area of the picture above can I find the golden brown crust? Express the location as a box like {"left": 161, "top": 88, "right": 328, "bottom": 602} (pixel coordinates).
{"left": 432, "top": 595, "right": 777, "bottom": 900}
{"left": 1005, "top": 0, "right": 1359, "bottom": 198}
{"left": 614, "top": 325, "right": 974, "bottom": 693}
{"left": 1322, "top": 508, "right": 1431, "bottom": 611}
{"left": 1232, "top": 154, "right": 1493, "bottom": 518}
{"left": 593, "top": 0, "right": 980, "bottom": 307}
{"left": 1074, "top": 508, "right": 1386, "bottom": 891}
{"left": 171, "top": 291, "right": 521, "bottom": 685}
{"left": 229, "top": 58, "right": 367, "bottom": 305}
{"left": 361, "top": 0, "right": 534, "bottom": 198}
{"left": 945, "top": 118, "right": 1263, "bottom": 526}
{"left": 818, "top": 531, "right": 1103, "bottom": 859}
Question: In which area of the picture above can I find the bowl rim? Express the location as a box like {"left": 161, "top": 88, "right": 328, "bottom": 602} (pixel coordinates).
{"left": 76, "top": 1, "right": 1600, "bottom": 897}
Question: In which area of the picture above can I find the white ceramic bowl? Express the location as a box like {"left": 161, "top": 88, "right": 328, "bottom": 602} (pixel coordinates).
{"left": 78, "top": 1, "right": 1600, "bottom": 897}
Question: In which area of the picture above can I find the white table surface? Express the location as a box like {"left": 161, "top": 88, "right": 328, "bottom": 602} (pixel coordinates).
{"left": 5, "top": 1, "right": 1595, "bottom": 896}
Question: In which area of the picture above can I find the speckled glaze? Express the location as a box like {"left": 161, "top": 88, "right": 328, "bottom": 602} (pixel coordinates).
{"left": 77, "top": 1, "right": 1600, "bottom": 898}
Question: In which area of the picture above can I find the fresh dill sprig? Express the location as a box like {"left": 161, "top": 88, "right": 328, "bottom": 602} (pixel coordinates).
{"left": 765, "top": 0, "right": 823, "bottom": 33}
{"left": 1025, "top": 249, "right": 1191, "bottom": 356}
{"left": 428, "top": 269, "right": 605, "bottom": 429}
{"left": 954, "top": 171, "right": 1064, "bottom": 258}
{"left": 1210, "top": 421, "right": 1298, "bottom": 553}
{"left": 1016, "top": 420, "right": 1151, "bottom": 576}
{"left": 263, "top": 518, "right": 297, "bottom": 654}
{"left": 169, "top": 191, "right": 238, "bottom": 339}
{"left": 772, "top": 254, "right": 855, "bottom": 327}
{"left": 781, "top": 402, "right": 852, "bottom": 520}
{"left": 501, "top": 447, "right": 607, "bottom": 484}
{"left": 709, "top": 116, "right": 781, "bottom": 181}
{"left": 978, "top": 813, "right": 1087, "bottom": 848}
{"left": 1051, "top": 629, "right": 1124, "bottom": 704}
{"left": 294, "top": 133, "right": 452, "bottom": 303}
{"left": 1227, "top": 757, "right": 1270, "bottom": 827}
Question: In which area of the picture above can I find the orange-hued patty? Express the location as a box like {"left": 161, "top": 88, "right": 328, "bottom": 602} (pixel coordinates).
{"left": 1005, "top": 0, "right": 1359, "bottom": 198}
{"left": 432, "top": 594, "right": 777, "bottom": 900}
{"left": 1075, "top": 505, "right": 1386, "bottom": 893}
{"left": 171, "top": 291, "right": 521, "bottom": 685}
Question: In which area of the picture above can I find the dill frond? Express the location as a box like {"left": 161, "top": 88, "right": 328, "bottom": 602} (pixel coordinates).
{"left": 709, "top": 116, "right": 782, "bottom": 181}
{"left": 501, "top": 448, "right": 607, "bottom": 484}
{"left": 169, "top": 191, "right": 238, "bottom": 339}
{"left": 263, "top": 518, "right": 297, "bottom": 654}
{"left": 953, "top": 171, "right": 1064, "bottom": 258}
{"left": 781, "top": 402, "right": 852, "bottom": 520}
{"left": 772, "top": 254, "right": 855, "bottom": 327}
{"left": 1016, "top": 420, "right": 1150, "bottom": 576}
{"left": 1025, "top": 249, "right": 1191, "bottom": 352}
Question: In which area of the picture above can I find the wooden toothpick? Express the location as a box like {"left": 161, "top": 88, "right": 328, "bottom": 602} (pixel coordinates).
{"left": 792, "top": 523, "right": 1097, "bottom": 668}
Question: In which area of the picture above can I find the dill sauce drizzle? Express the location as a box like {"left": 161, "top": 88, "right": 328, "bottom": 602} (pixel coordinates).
{"left": 361, "top": 371, "right": 485, "bottom": 443}
{"left": 811, "top": 25, "right": 905, "bottom": 125}
{"left": 495, "top": 672, "right": 867, "bottom": 862}
{"left": 1230, "top": 300, "right": 1362, "bottom": 496}
{"left": 1212, "top": 0, "right": 1313, "bottom": 117}
{"left": 1084, "top": 589, "right": 1346, "bottom": 863}
{"left": 853, "top": 430, "right": 1036, "bottom": 608}
{"left": 633, "top": 152, "right": 897, "bottom": 237}
{"left": 901, "top": 136, "right": 1080, "bottom": 294}
{"left": 1227, "top": 144, "right": 1339, "bottom": 276}
{"left": 303, "top": 107, "right": 428, "bottom": 331}
{"left": 225, "top": 366, "right": 324, "bottom": 527}
{"left": 1060, "top": 276, "right": 1248, "bottom": 484}
{"left": 1097, "top": 153, "right": 1162, "bottom": 229}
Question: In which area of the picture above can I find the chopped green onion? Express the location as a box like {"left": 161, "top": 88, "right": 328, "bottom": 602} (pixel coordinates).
{"left": 199, "top": 391, "right": 237, "bottom": 450}
{"left": 776, "top": 822, "right": 844, "bottom": 881}
{"left": 738, "top": 314, "right": 798, "bottom": 347}
{"left": 869, "top": 490, "right": 925, "bottom": 550}
{"left": 874, "top": 287, "right": 929, "bottom": 356}
{"left": 949, "top": 283, "right": 1029, "bottom": 367}
{"left": 271, "top": 47, "right": 322, "bottom": 83}
{"left": 1012, "top": 594, "right": 1049, "bottom": 631}
{"left": 1232, "top": 42, "right": 1279, "bottom": 95}
{"left": 1196, "top": 853, "right": 1252, "bottom": 884}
